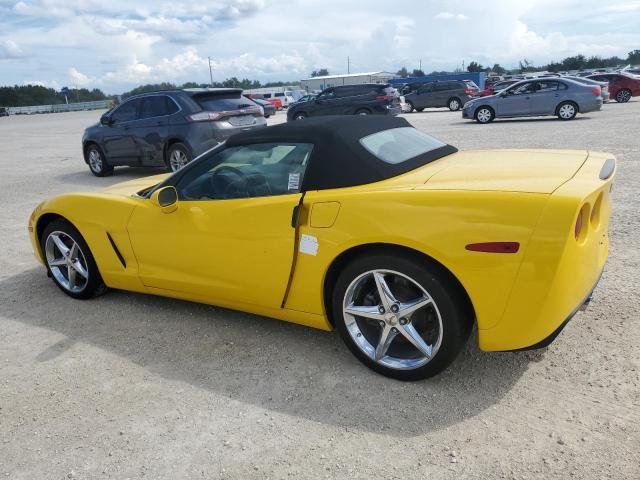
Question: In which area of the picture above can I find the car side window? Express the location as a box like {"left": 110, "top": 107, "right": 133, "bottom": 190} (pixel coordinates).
{"left": 111, "top": 99, "right": 139, "bottom": 123}
{"left": 139, "top": 96, "right": 170, "bottom": 119}
{"left": 509, "top": 82, "right": 535, "bottom": 95}
{"left": 318, "top": 89, "right": 336, "bottom": 99}
{"left": 175, "top": 143, "right": 314, "bottom": 201}
{"left": 535, "top": 81, "right": 558, "bottom": 93}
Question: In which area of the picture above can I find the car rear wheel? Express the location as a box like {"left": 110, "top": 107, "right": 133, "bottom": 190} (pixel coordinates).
{"left": 448, "top": 97, "right": 462, "bottom": 111}
{"left": 41, "top": 219, "right": 107, "bottom": 300}
{"left": 332, "top": 253, "right": 472, "bottom": 380}
{"left": 615, "top": 89, "right": 631, "bottom": 103}
{"left": 406, "top": 101, "right": 415, "bottom": 113}
{"left": 86, "top": 144, "right": 113, "bottom": 177}
{"left": 474, "top": 106, "right": 495, "bottom": 124}
{"left": 167, "top": 143, "right": 192, "bottom": 172}
{"left": 556, "top": 101, "right": 577, "bottom": 120}
{"left": 293, "top": 112, "right": 307, "bottom": 120}
{"left": 355, "top": 109, "right": 370, "bottom": 115}
{"left": 415, "top": 107, "right": 424, "bottom": 112}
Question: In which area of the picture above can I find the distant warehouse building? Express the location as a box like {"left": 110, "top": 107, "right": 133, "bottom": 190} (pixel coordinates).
{"left": 301, "top": 71, "right": 398, "bottom": 92}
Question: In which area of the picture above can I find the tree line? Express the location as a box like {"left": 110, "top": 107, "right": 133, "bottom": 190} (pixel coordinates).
{"left": 396, "top": 50, "right": 640, "bottom": 77}
{"left": 0, "top": 85, "right": 108, "bottom": 107}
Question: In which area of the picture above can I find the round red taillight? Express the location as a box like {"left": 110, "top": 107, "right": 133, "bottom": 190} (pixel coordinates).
{"left": 575, "top": 210, "right": 583, "bottom": 240}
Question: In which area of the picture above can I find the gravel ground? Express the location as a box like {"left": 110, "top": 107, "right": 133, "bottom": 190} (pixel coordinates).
{"left": 1, "top": 105, "right": 638, "bottom": 479}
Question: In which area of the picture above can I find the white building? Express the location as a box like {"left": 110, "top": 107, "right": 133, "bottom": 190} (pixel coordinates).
{"left": 300, "top": 72, "right": 398, "bottom": 92}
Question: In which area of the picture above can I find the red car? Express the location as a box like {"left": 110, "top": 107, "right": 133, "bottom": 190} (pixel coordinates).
{"left": 479, "top": 80, "right": 518, "bottom": 97}
{"left": 266, "top": 98, "right": 283, "bottom": 110}
{"left": 587, "top": 72, "right": 640, "bottom": 103}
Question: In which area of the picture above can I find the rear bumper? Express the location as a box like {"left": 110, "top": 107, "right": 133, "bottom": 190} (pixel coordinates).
{"left": 507, "top": 269, "right": 602, "bottom": 351}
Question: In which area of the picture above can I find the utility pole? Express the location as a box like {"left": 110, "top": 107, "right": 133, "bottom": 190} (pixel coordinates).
{"left": 419, "top": 58, "right": 422, "bottom": 72}
{"left": 208, "top": 56, "right": 214, "bottom": 87}
{"left": 347, "top": 56, "right": 350, "bottom": 74}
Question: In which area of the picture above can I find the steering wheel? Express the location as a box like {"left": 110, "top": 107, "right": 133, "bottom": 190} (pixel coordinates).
{"left": 209, "top": 165, "right": 246, "bottom": 198}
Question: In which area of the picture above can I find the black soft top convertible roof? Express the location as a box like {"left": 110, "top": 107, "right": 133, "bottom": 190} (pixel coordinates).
{"left": 227, "top": 115, "right": 457, "bottom": 191}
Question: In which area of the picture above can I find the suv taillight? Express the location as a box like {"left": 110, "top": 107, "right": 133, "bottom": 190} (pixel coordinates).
{"left": 376, "top": 94, "right": 394, "bottom": 100}
{"left": 464, "top": 87, "right": 474, "bottom": 95}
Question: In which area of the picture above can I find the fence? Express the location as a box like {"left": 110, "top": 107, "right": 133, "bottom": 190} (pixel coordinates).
{"left": 7, "top": 100, "right": 112, "bottom": 115}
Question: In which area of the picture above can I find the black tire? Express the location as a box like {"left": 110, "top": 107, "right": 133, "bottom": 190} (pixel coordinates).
{"left": 355, "top": 109, "right": 370, "bottom": 115}
{"left": 85, "top": 143, "right": 113, "bottom": 177}
{"left": 615, "top": 89, "right": 631, "bottom": 103}
{"left": 415, "top": 107, "right": 425, "bottom": 112}
{"left": 293, "top": 112, "right": 307, "bottom": 120}
{"left": 556, "top": 101, "right": 578, "bottom": 120}
{"left": 406, "top": 101, "right": 415, "bottom": 113}
{"left": 474, "top": 106, "right": 495, "bottom": 124}
{"left": 167, "top": 142, "right": 192, "bottom": 172}
{"left": 41, "top": 219, "right": 108, "bottom": 300}
{"left": 332, "top": 252, "right": 473, "bottom": 381}
{"left": 448, "top": 97, "right": 462, "bottom": 111}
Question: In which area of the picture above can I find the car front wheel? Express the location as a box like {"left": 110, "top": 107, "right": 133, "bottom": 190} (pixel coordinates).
{"left": 41, "top": 219, "right": 107, "bottom": 300}
{"left": 332, "top": 252, "right": 472, "bottom": 380}
{"left": 474, "top": 106, "right": 495, "bottom": 123}
{"left": 86, "top": 144, "right": 113, "bottom": 177}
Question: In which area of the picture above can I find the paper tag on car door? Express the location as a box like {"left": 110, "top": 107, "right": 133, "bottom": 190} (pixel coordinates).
{"left": 288, "top": 173, "right": 300, "bottom": 191}
{"left": 299, "top": 234, "right": 319, "bottom": 256}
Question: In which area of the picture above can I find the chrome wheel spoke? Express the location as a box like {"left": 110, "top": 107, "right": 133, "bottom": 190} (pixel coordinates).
{"left": 71, "top": 259, "right": 88, "bottom": 279}
{"left": 398, "top": 323, "right": 433, "bottom": 358}
{"left": 344, "top": 304, "right": 384, "bottom": 321}
{"left": 398, "top": 296, "right": 432, "bottom": 319}
{"left": 373, "top": 271, "right": 397, "bottom": 310}
{"left": 375, "top": 325, "right": 398, "bottom": 361}
{"left": 49, "top": 258, "right": 67, "bottom": 267}
{"left": 67, "top": 265, "right": 77, "bottom": 289}
{"left": 50, "top": 234, "right": 70, "bottom": 256}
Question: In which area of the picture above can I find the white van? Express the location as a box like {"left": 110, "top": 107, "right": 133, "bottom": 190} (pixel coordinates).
{"left": 262, "top": 91, "right": 295, "bottom": 108}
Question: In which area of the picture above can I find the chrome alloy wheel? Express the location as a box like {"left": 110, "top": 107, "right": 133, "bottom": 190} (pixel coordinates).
{"left": 558, "top": 103, "right": 576, "bottom": 119}
{"left": 342, "top": 269, "right": 443, "bottom": 370}
{"left": 88, "top": 149, "right": 102, "bottom": 173}
{"left": 476, "top": 108, "right": 492, "bottom": 123}
{"left": 449, "top": 99, "right": 460, "bottom": 110}
{"left": 45, "top": 231, "right": 89, "bottom": 293}
{"left": 169, "top": 149, "right": 189, "bottom": 171}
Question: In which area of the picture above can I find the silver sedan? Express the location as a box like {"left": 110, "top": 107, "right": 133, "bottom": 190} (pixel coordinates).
{"left": 462, "top": 78, "right": 603, "bottom": 123}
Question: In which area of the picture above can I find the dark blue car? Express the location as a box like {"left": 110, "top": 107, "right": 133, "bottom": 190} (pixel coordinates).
{"left": 82, "top": 88, "right": 267, "bottom": 176}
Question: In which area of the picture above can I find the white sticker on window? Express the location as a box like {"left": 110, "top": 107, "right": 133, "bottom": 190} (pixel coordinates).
{"left": 288, "top": 173, "right": 300, "bottom": 191}
{"left": 299, "top": 234, "right": 319, "bottom": 256}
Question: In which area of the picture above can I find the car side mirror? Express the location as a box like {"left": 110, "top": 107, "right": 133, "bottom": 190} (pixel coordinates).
{"left": 100, "top": 115, "right": 112, "bottom": 126}
{"left": 150, "top": 186, "right": 178, "bottom": 214}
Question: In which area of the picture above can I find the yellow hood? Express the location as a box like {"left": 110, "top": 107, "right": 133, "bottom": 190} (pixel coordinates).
{"left": 101, "top": 174, "right": 170, "bottom": 196}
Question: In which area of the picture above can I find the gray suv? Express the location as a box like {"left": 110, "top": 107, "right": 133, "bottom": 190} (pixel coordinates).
{"left": 402, "top": 80, "right": 479, "bottom": 112}
{"left": 82, "top": 88, "right": 267, "bottom": 176}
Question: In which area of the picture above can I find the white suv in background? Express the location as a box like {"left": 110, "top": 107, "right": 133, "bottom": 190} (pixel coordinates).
{"left": 262, "top": 91, "right": 295, "bottom": 108}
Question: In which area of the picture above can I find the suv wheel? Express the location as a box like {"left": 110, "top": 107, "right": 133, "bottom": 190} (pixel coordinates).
{"left": 86, "top": 144, "right": 113, "bottom": 177}
{"left": 293, "top": 112, "right": 307, "bottom": 120}
{"left": 406, "top": 101, "right": 415, "bottom": 113}
{"left": 448, "top": 97, "right": 462, "bottom": 111}
{"left": 355, "top": 109, "right": 370, "bottom": 115}
{"left": 167, "top": 143, "right": 192, "bottom": 172}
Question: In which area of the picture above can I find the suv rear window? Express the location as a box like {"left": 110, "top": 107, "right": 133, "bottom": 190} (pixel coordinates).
{"left": 360, "top": 127, "right": 447, "bottom": 164}
{"left": 194, "top": 93, "right": 256, "bottom": 112}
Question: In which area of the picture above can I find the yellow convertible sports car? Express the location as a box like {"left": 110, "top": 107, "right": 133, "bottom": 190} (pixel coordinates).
{"left": 28, "top": 116, "right": 615, "bottom": 380}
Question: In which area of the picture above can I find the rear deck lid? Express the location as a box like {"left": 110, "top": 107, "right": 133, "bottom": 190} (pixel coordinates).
{"left": 418, "top": 149, "right": 589, "bottom": 194}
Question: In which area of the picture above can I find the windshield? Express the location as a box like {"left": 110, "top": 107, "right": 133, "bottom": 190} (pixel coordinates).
{"left": 360, "top": 127, "right": 448, "bottom": 164}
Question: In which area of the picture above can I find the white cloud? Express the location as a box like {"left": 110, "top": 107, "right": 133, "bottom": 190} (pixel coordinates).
{"left": 0, "top": 39, "right": 24, "bottom": 58}
{"left": 434, "top": 12, "right": 469, "bottom": 21}
{"left": 68, "top": 67, "right": 95, "bottom": 87}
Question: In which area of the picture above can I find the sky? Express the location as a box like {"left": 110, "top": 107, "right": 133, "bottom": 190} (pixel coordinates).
{"left": 1, "top": 0, "right": 639, "bottom": 94}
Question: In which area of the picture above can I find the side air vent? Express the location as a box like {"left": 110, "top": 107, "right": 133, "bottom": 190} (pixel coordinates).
{"left": 106, "top": 232, "right": 127, "bottom": 268}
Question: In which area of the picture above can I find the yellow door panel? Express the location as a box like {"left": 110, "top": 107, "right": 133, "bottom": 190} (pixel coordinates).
{"left": 126, "top": 194, "right": 301, "bottom": 308}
